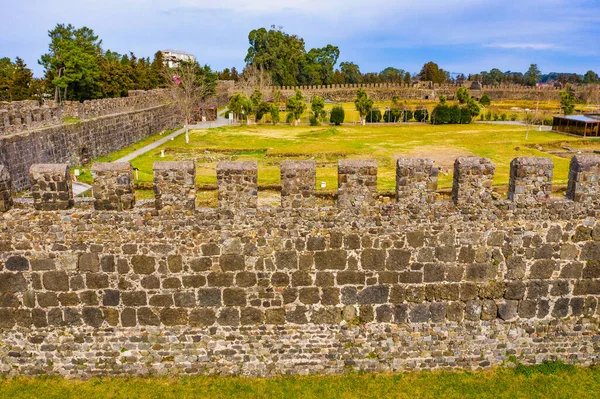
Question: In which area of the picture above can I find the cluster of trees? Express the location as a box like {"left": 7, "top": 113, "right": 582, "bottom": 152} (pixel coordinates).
{"left": 0, "top": 23, "right": 217, "bottom": 103}
{"left": 0, "top": 57, "right": 35, "bottom": 101}
{"left": 430, "top": 89, "right": 480, "bottom": 124}
{"left": 467, "top": 64, "right": 599, "bottom": 87}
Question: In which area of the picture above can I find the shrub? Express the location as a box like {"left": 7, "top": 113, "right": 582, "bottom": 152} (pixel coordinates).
{"left": 383, "top": 108, "right": 402, "bottom": 123}
{"left": 500, "top": 113, "right": 507, "bottom": 121}
{"left": 286, "top": 112, "right": 295, "bottom": 124}
{"left": 256, "top": 101, "right": 272, "bottom": 122}
{"left": 509, "top": 113, "right": 518, "bottom": 121}
{"left": 449, "top": 105, "right": 461, "bottom": 124}
{"left": 431, "top": 104, "right": 450, "bottom": 124}
{"left": 414, "top": 108, "right": 429, "bottom": 122}
{"left": 479, "top": 114, "right": 484, "bottom": 121}
{"left": 479, "top": 94, "right": 491, "bottom": 107}
{"left": 460, "top": 107, "right": 472, "bottom": 124}
{"left": 366, "top": 109, "right": 382, "bottom": 123}
{"left": 456, "top": 87, "right": 471, "bottom": 104}
{"left": 330, "top": 105, "right": 345, "bottom": 125}
{"left": 270, "top": 105, "right": 280, "bottom": 124}
{"left": 493, "top": 113, "right": 499, "bottom": 121}
{"left": 485, "top": 110, "right": 492, "bottom": 121}
{"left": 309, "top": 115, "right": 319, "bottom": 126}
{"left": 402, "top": 109, "right": 414, "bottom": 122}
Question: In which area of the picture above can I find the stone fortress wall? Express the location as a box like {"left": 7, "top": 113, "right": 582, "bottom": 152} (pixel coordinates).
{"left": 251, "top": 82, "right": 598, "bottom": 102}
{"left": 0, "top": 155, "right": 598, "bottom": 377}
{"left": 0, "top": 90, "right": 178, "bottom": 191}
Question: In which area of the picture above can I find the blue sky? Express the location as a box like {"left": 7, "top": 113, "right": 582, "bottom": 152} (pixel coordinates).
{"left": 1, "top": 0, "right": 599, "bottom": 77}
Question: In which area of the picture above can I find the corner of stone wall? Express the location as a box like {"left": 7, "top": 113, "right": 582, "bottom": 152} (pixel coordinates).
{"left": 29, "top": 164, "right": 73, "bottom": 211}
{"left": 566, "top": 154, "right": 600, "bottom": 203}
{"left": 508, "top": 157, "right": 553, "bottom": 205}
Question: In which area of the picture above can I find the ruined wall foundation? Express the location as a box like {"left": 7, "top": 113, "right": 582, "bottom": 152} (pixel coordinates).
{"left": 0, "top": 156, "right": 599, "bottom": 377}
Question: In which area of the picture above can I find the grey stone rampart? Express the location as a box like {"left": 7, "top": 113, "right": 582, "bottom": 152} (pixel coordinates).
{"left": 0, "top": 102, "right": 178, "bottom": 191}
{"left": 0, "top": 197, "right": 598, "bottom": 377}
{"left": 153, "top": 161, "right": 196, "bottom": 211}
{"left": 217, "top": 161, "right": 258, "bottom": 210}
{"left": 338, "top": 159, "right": 377, "bottom": 208}
{"left": 29, "top": 163, "right": 73, "bottom": 210}
{"left": 508, "top": 157, "right": 554, "bottom": 204}
{"left": 91, "top": 162, "right": 135, "bottom": 211}
{"left": 567, "top": 155, "right": 600, "bottom": 202}
{"left": 280, "top": 160, "right": 316, "bottom": 208}
{"left": 396, "top": 158, "right": 438, "bottom": 204}
{"left": 0, "top": 164, "right": 12, "bottom": 212}
{"left": 452, "top": 157, "right": 495, "bottom": 207}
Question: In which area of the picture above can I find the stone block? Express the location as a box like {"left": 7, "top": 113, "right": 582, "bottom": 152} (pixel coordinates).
{"left": 280, "top": 160, "right": 316, "bottom": 208}
{"left": 0, "top": 165, "right": 13, "bottom": 212}
{"left": 566, "top": 155, "right": 600, "bottom": 202}
{"left": 153, "top": 161, "right": 196, "bottom": 211}
{"left": 396, "top": 158, "right": 438, "bottom": 204}
{"left": 451, "top": 157, "right": 495, "bottom": 207}
{"left": 217, "top": 161, "right": 258, "bottom": 210}
{"left": 508, "top": 157, "right": 553, "bottom": 204}
{"left": 91, "top": 162, "right": 135, "bottom": 210}
{"left": 29, "top": 164, "right": 73, "bottom": 210}
{"left": 337, "top": 159, "right": 377, "bottom": 208}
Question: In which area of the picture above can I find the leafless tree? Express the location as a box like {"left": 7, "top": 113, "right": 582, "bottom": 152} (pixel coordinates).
{"left": 237, "top": 64, "right": 273, "bottom": 98}
{"left": 162, "top": 61, "right": 213, "bottom": 144}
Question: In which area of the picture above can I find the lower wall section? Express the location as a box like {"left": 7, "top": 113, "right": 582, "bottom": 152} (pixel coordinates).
{"left": 0, "top": 104, "right": 177, "bottom": 190}
{"left": 0, "top": 320, "right": 597, "bottom": 377}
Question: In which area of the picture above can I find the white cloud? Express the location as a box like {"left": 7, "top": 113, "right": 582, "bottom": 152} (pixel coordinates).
{"left": 484, "top": 43, "right": 561, "bottom": 50}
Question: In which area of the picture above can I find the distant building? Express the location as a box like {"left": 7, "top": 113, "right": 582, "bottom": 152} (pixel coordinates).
{"left": 161, "top": 49, "right": 195, "bottom": 68}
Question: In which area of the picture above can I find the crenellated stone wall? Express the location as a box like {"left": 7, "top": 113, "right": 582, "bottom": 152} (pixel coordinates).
{"left": 0, "top": 156, "right": 599, "bottom": 378}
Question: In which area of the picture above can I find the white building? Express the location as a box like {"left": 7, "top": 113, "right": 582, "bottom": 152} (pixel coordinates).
{"left": 161, "top": 49, "right": 195, "bottom": 68}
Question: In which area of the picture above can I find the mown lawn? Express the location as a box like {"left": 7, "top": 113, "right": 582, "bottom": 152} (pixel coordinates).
{"left": 83, "top": 123, "right": 599, "bottom": 193}
{"left": 1, "top": 365, "right": 598, "bottom": 399}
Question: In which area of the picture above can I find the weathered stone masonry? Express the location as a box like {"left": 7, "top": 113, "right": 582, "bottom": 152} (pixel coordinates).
{"left": 0, "top": 90, "right": 178, "bottom": 191}
{"left": 0, "top": 155, "right": 599, "bottom": 377}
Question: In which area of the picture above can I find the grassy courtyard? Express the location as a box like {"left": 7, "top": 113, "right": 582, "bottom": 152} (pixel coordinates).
{"left": 77, "top": 122, "right": 600, "bottom": 204}
{"left": 0, "top": 364, "right": 598, "bottom": 399}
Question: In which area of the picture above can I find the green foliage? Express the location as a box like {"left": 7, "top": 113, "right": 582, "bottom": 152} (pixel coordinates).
{"left": 0, "top": 57, "right": 34, "bottom": 101}
{"left": 514, "top": 360, "right": 576, "bottom": 377}
{"left": 383, "top": 108, "right": 402, "bottom": 123}
{"left": 39, "top": 23, "right": 103, "bottom": 101}
{"left": 255, "top": 101, "right": 272, "bottom": 122}
{"left": 414, "top": 108, "right": 429, "bottom": 122}
{"left": 330, "top": 105, "right": 345, "bottom": 125}
{"left": 485, "top": 110, "right": 492, "bottom": 121}
{"left": 438, "top": 94, "right": 447, "bottom": 105}
{"left": 354, "top": 88, "right": 373, "bottom": 123}
{"left": 461, "top": 107, "right": 473, "bottom": 123}
{"left": 270, "top": 104, "right": 280, "bottom": 124}
{"left": 431, "top": 103, "right": 473, "bottom": 124}
{"left": 493, "top": 113, "right": 499, "bottom": 121}
{"left": 285, "top": 89, "right": 307, "bottom": 124}
{"left": 455, "top": 87, "right": 471, "bottom": 104}
{"left": 560, "top": 83, "right": 576, "bottom": 115}
{"left": 379, "top": 67, "right": 405, "bottom": 84}
{"left": 509, "top": 113, "right": 518, "bottom": 121}
{"left": 500, "top": 113, "right": 507, "bottom": 121}
{"left": 366, "top": 109, "right": 382, "bottom": 123}
{"left": 583, "top": 70, "right": 599, "bottom": 84}
{"left": 340, "top": 62, "right": 362, "bottom": 84}
{"left": 419, "top": 61, "right": 449, "bottom": 84}
{"left": 479, "top": 94, "right": 491, "bottom": 107}
{"left": 524, "top": 63, "right": 541, "bottom": 86}
{"left": 245, "top": 26, "right": 339, "bottom": 86}
{"left": 227, "top": 92, "right": 250, "bottom": 121}
{"left": 466, "top": 98, "right": 480, "bottom": 118}
{"left": 311, "top": 95, "right": 327, "bottom": 124}
{"left": 403, "top": 108, "right": 414, "bottom": 122}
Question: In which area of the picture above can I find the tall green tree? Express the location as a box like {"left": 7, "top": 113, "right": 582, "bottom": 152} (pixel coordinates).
{"left": 10, "top": 57, "right": 33, "bottom": 100}
{"left": 340, "top": 62, "right": 362, "bottom": 84}
{"left": 583, "top": 70, "right": 599, "bottom": 84}
{"left": 303, "top": 45, "right": 340, "bottom": 85}
{"left": 524, "top": 64, "right": 541, "bottom": 86}
{"left": 379, "top": 67, "right": 405, "bottom": 84}
{"left": 228, "top": 92, "right": 250, "bottom": 123}
{"left": 39, "top": 23, "right": 103, "bottom": 102}
{"left": 0, "top": 58, "right": 16, "bottom": 101}
{"left": 419, "top": 62, "right": 449, "bottom": 84}
{"left": 354, "top": 88, "right": 373, "bottom": 125}
{"left": 560, "top": 84, "right": 576, "bottom": 115}
{"left": 285, "top": 89, "right": 306, "bottom": 125}
{"left": 310, "top": 95, "right": 326, "bottom": 125}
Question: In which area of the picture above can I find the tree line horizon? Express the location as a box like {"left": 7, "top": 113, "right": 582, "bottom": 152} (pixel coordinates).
{"left": 1, "top": 23, "right": 599, "bottom": 103}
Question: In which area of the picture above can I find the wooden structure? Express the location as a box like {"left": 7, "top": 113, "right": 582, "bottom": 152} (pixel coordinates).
{"left": 553, "top": 115, "right": 600, "bottom": 137}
